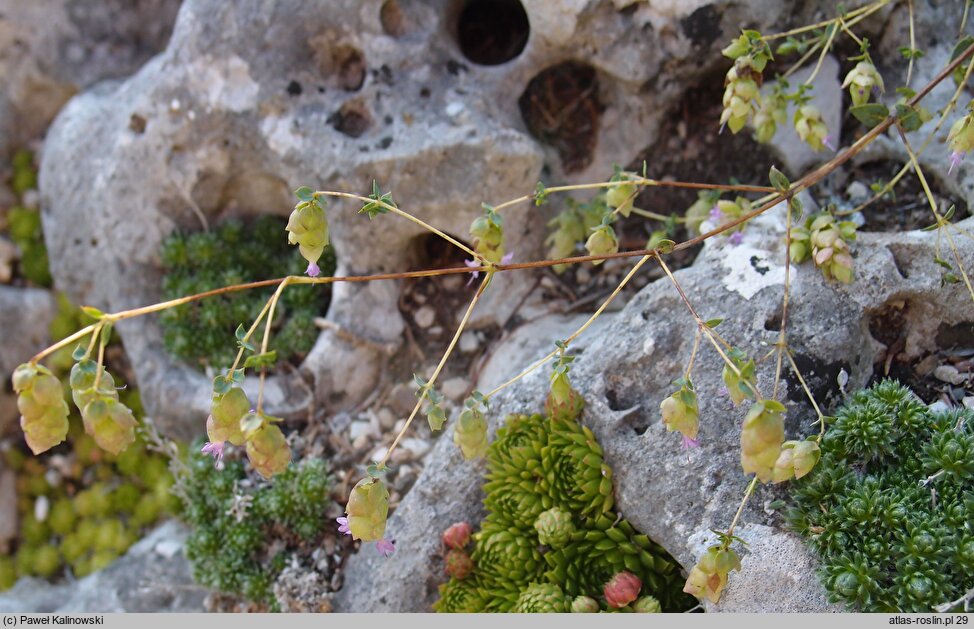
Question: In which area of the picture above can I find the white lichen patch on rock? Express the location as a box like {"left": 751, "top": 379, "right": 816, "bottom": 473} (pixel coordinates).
{"left": 186, "top": 54, "right": 260, "bottom": 113}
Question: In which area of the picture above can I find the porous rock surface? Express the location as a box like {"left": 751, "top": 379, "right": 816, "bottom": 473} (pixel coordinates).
{"left": 39, "top": 0, "right": 864, "bottom": 438}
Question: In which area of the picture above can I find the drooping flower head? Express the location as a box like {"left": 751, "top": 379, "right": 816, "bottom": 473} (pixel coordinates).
{"left": 201, "top": 441, "right": 225, "bottom": 466}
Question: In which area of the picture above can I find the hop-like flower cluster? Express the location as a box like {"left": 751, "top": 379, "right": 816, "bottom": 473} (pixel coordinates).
{"left": 947, "top": 105, "right": 974, "bottom": 175}
{"left": 584, "top": 220, "right": 619, "bottom": 265}
{"left": 454, "top": 397, "right": 489, "bottom": 461}
{"left": 787, "top": 380, "right": 974, "bottom": 611}
{"left": 841, "top": 61, "right": 884, "bottom": 107}
{"left": 660, "top": 378, "right": 699, "bottom": 447}
{"left": 789, "top": 213, "right": 857, "bottom": 284}
{"left": 286, "top": 188, "right": 330, "bottom": 276}
{"left": 546, "top": 352, "right": 585, "bottom": 422}
{"left": 752, "top": 90, "right": 787, "bottom": 144}
{"left": 740, "top": 400, "right": 786, "bottom": 483}
{"left": 605, "top": 171, "right": 640, "bottom": 218}
{"left": 206, "top": 384, "right": 291, "bottom": 479}
{"left": 545, "top": 197, "right": 609, "bottom": 272}
{"left": 794, "top": 104, "right": 830, "bottom": 152}
{"left": 683, "top": 545, "right": 741, "bottom": 603}
{"left": 470, "top": 205, "right": 506, "bottom": 264}
{"left": 13, "top": 363, "right": 70, "bottom": 455}
{"left": 435, "top": 413, "right": 693, "bottom": 613}
{"left": 721, "top": 57, "right": 764, "bottom": 134}
{"left": 722, "top": 348, "right": 757, "bottom": 406}
{"left": 343, "top": 476, "right": 390, "bottom": 543}
{"left": 771, "top": 439, "right": 821, "bottom": 483}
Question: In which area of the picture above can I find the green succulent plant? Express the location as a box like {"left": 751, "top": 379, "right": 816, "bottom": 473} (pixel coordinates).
{"left": 787, "top": 379, "right": 974, "bottom": 612}
{"left": 159, "top": 216, "right": 334, "bottom": 370}
{"left": 0, "top": 413, "right": 177, "bottom": 590}
{"left": 179, "top": 447, "right": 333, "bottom": 609}
{"left": 435, "top": 413, "right": 693, "bottom": 613}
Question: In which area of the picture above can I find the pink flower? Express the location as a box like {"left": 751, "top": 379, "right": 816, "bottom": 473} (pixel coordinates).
{"left": 464, "top": 258, "right": 481, "bottom": 284}
{"left": 949, "top": 150, "right": 966, "bottom": 176}
{"left": 376, "top": 538, "right": 396, "bottom": 557}
{"left": 823, "top": 135, "right": 837, "bottom": 152}
{"left": 336, "top": 516, "right": 351, "bottom": 535}
{"left": 709, "top": 205, "right": 723, "bottom": 222}
{"left": 306, "top": 261, "right": 321, "bottom": 277}
{"left": 200, "top": 441, "right": 225, "bottom": 467}
{"left": 682, "top": 435, "right": 700, "bottom": 450}
{"left": 500, "top": 251, "right": 514, "bottom": 265}
{"left": 728, "top": 231, "right": 743, "bottom": 246}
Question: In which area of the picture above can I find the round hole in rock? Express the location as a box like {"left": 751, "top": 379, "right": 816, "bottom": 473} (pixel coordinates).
{"left": 457, "top": 0, "right": 529, "bottom": 66}
{"left": 329, "top": 99, "right": 372, "bottom": 138}
{"left": 518, "top": 61, "right": 601, "bottom": 174}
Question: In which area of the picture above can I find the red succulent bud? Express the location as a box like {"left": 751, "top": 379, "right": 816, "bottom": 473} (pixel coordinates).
{"left": 444, "top": 549, "right": 474, "bottom": 580}
{"left": 442, "top": 521, "right": 472, "bottom": 550}
{"left": 603, "top": 571, "right": 642, "bottom": 608}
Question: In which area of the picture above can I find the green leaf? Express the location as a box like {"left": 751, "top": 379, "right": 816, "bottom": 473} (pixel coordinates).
{"left": 533, "top": 181, "right": 549, "bottom": 206}
{"left": 235, "top": 324, "right": 247, "bottom": 341}
{"left": 230, "top": 368, "right": 245, "bottom": 384}
{"left": 894, "top": 103, "right": 925, "bottom": 132}
{"left": 933, "top": 256, "right": 953, "bottom": 270}
{"left": 705, "top": 318, "right": 723, "bottom": 329}
{"left": 212, "top": 375, "right": 232, "bottom": 396}
{"left": 99, "top": 323, "right": 113, "bottom": 349}
{"left": 789, "top": 196, "right": 804, "bottom": 221}
{"left": 654, "top": 239, "right": 676, "bottom": 254}
{"left": 295, "top": 186, "right": 314, "bottom": 201}
{"left": 80, "top": 306, "right": 105, "bottom": 320}
{"left": 72, "top": 345, "right": 87, "bottom": 362}
{"left": 769, "top": 166, "right": 790, "bottom": 193}
{"left": 366, "top": 463, "right": 389, "bottom": 478}
{"left": 849, "top": 103, "right": 889, "bottom": 128}
{"left": 243, "top": 351, "right": 278, "bottom": 369}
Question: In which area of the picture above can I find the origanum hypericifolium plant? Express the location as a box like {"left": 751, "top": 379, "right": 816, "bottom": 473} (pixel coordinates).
{"left": 11, "top": 1, "right": 974, "bottom": 603}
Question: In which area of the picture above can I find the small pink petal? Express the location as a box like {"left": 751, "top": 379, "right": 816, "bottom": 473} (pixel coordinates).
{"left": 376, "top": 538, "right": 396, "bottom": 557}
{"left": 201, "top": 441, "right": 225, "bottom": 466}
{"left": 729, "top": 232, "right": 743, "bottom": 246}
{"left": 500, "top": 251, "right": 515, "bottom": 265}
{"left": 306, "top": 261, "right": 321, "bottom": 278}
{"left": 709, "top": 205, "right": 723, "bottom": 222}
{"left": 681, "top": 435, "right": 700, "bottom": 450}
{"left": 823, "top": 135, "right": 837, "bottom": 152}
{"left": 949, "top": 151, "right": 965, "bottom": 176}
{"left": 336, "top": 516, "right": 351, "bottom": 536}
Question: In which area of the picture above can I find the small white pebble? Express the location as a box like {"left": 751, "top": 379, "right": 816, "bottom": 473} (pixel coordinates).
{"left": 34, "top": 496, "right": 50, "bottom": 522}
{"left": 155, "top": 540, "right": 182, "bottom": 558}
{"left": 170, "top": 99, "right": 181, "bottom": 111}
{"left": 963, "top": 396, "right": 974, "bottom": 410}
{"left": 445, "top": 102, "right": 464, "bottom": 117}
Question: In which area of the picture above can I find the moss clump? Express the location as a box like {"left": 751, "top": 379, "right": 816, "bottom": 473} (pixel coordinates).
{"left": 434, "top": 413, "right": 693, "bottom": 613}
{"left": 0, "top": 412, "right": 178, "bottom": 590}
{"left": 180, "top": 448, "right": 333, "bottom": 609}
{"left": 159, "top": 216, "right": 335, "bottom": 370}
{"left": 3, "top": 150, "right": 51, "bottom": 287}
{"left": 787, "top": 379, "right": 974, "bottom": 612}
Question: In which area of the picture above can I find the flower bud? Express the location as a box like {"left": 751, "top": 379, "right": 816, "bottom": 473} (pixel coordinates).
{"left": 632, "top": 595, "right": 661, "bottom": 613}
{"left": 741, "top": 400, "right": 786, "bottom": 482}
{"left": 453, "top": 406, "right": 488, "bottom": 460}
{"left": 207, "top": 386, "right": 249, "bottom": 446}
{"left": 841, "top": 61, "right": 884, "bottom": 107}
{"left": 683, "top": 546, "right": 741, "bottom": 603}
{"left": 571, "top": 596, "right": 600, "bottom": 613}
{"left": 81, "top": 398, "right": 137, "bottom": 456}
{"left": 444, "top": 549, "right": 474, "bottom": 579}
{"left": 794, "top": 104, "right": 830, "bottom": 152}
{"left": 344, "top": 476, "right": 389, "bottom": 543}
{"left": 285, "top": 199, "right": 330, "bottom": 269}
{"left": 534, "top": 507, "right": 575, "bottom": 547}
{"left": 245, "top": 423, "right": 291, "bottom": 479}
{"left": 442, "top": 521, "right": 472, "bottom": 549}
{"left": 752, "top": 93, "right": 786, "bottom": 144}
{"left": 604, "top": 571, "right": 642, "bottom": 608}
{"left": 660, "top": 381, "right": 699, "bottom": 442}
{"left": 585, "top": 224, "right": 618, "bottom": 265}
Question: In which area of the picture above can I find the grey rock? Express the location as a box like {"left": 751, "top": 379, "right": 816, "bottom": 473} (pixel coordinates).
{"left": 38, "top": 0, "right": 856, "bottom": 438}
{"left": 0, "top": 286, "right": 57, "bottom": 436}
{"left": 336, "top": 206, "right": 974, "bottom": 612}
{"left": 0, "top": 468, "right": 16, "bottom": 553}
{"left": 0, "top": 0, "right": 181, "bottom": 157}
{"left": 0, "top": 520, "right": 206, "bottom": 613}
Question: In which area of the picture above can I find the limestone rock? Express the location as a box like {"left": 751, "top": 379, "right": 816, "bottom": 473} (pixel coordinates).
{"left": 0, "top": 286, "right": 57, "bottom": 436}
